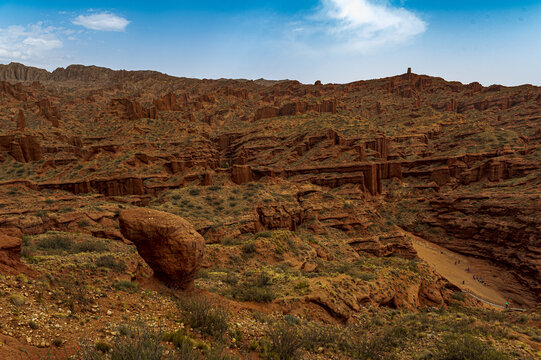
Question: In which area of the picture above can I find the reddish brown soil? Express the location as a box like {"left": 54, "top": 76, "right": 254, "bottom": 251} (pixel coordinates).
{"left": 0, "top": 62, "right": 539, "bottom": 358}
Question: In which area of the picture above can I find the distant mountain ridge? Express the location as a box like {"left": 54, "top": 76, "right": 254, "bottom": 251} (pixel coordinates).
{"left": 0, "top": 62, "right": 176, "bottom": 84}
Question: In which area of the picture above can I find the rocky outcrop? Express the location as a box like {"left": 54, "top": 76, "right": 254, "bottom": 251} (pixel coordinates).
{"left": 91, "top": 177, "right": 145, "bottom": 196}
{"left": 37, "top": 98, "right": 61, "bottom": 127}
{"left": 402, "top": 155, "right": 537, "bottom": 187}
{"left": 458, "top": 158, "right": 536, "bottom": 184}
{"left": 224, "top": 87, "right": 248, "bottom": 99}
{"left": 119, "top": 209, "right": 205, "bottom": 290}
{"left": 153, "top": 92, "right": 189, "bottom": 111}
{"left": 39, "top": 177, "right": 145, "bottom": 196}
{"left": 0, "top": 228, "right": 34, "bottom": 276}
{"left": 0, "top": 135, "right": 42, "bottom": 162}
{"left": 348, "top": 233, "right": 417, "bottom": 259}
{"left": 254, "top": 100, "right": 337, "bottom": 120}
{"left": 257, "top": 204, "right": 304, "bottom": 231}
{"left": 231, "top": 164, "right": 253, "bottom": 184}
{"left": 0, "top": 81, "right": 28, "bottom": 101}
{"left": 14, "top": 109, "right": 25, "bottom": 130}
{"left": 248, "top": 162, "right": 401, "bottom": 195}
{"left": 365, "top": 137, "right": 390, "bottom": 159}
{"left": 107, "top": 98, "right": 157, "bottom": 121}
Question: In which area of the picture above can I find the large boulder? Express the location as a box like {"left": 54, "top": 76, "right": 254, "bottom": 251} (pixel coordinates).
{"left": 119, "top": 209, "right": 205, "bottom": 290}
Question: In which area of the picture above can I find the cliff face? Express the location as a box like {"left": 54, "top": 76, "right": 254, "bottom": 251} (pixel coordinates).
{"left": 0, "top": 63, "right": 49, "bottom": 82}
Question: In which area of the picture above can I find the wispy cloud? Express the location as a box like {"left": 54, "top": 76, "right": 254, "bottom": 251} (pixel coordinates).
{"left": 72, "top": 12, "right": 130, "bottom": 32}
{"left": 295, "top": 0, "right": 427, "bottom": 52}
{"left": 0, "top": 22, "right": 63, "bottom": 62}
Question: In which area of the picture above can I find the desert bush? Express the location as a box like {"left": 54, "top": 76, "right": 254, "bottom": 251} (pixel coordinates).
{"left": 433, "top": 334, "right": 511, "bottom": 360}
{"left": 177, "top": 295, "right": 229, "bottom": 338}
{"left": 234, "top": 285, "right": 276, "bottom": 303}
{"left": 451, "top": 291, "right": 466, "bottom": 302}
{"left": 77, "top": 324, "right": 183, "bottom": 360}
{"left": 28, "top": 320, "right": 38, "bottom": 329}
{"left": 162, "top": 330, "right": 199, "bottom": 359}
{"left": 94, "top": 341, "right": 112, "bottom": 353}
{"left": 242, "top": 242, "right": 256, "bottom": 254}
{"left": 51, "top": 277, "right": 92, "bottom": 312}
{"left": 299, "top": 322, "right": 346, "bottom": 352}
{"left": 264, "top": 321, "right": 302, "bottom": 360}
{"left": 75, "top": 239, "right": 109, "bottom": 253}
{"left": 114, "top": 280, "right": 139, "bottom": 292}
{"left": 229, "top": 272, "right": 277, "bottom": 303}
{"left": 10, "top": 294, "right": 26, "bottom": 306}
{"left": 254, "top": 231, "right": 274, "bottom": 239}
{"left": 78, "top": 220, "right": 90, "bottom": 228}
{"left": 204, "top": 345, "right": 238, "bottom": 360}
{"left": 95, "top": 255, "right": 126, "bottom": 272}
{"left": 37, "top": 235, "right": 73, "bottom": 252}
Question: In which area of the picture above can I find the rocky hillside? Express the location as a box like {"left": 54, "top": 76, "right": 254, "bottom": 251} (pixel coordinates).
{"left": 0, "top": 63, "right": 540, "bottom": 359}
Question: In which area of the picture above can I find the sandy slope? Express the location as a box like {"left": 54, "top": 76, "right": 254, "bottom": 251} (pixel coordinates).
{"left": 412, "top": 237, "right": 510, "bottom": 307}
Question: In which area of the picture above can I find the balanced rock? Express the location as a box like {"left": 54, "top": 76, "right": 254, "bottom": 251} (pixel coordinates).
{"left": 119, "top": 208, "right": 205, "bottom": 290}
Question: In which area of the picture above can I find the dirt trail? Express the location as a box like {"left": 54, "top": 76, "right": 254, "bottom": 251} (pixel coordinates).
{"left": 411, "top": 237, "right": 510, "bottom": 307}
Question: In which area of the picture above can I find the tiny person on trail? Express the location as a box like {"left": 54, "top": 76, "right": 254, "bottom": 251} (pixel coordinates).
{"left": 505, "top": 302, "right": 509, "bottom": 309}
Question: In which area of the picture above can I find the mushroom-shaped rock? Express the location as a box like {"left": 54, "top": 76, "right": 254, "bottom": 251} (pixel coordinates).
{"left": 119, "top": 208, "right": 204, "bottom": 290}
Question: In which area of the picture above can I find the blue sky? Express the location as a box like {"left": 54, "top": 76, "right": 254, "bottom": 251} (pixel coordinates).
{"left": 0, "top": 1, "right": 540, "bottom": 85}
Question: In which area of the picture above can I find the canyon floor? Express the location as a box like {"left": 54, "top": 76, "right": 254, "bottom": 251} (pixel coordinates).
{"left": 0, "top": 62, "right": 540, "bottom": 359}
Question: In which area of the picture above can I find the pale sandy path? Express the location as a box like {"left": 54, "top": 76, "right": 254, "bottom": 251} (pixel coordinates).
{"left": 412, "top": 237, "right": 509, "bottom": 307}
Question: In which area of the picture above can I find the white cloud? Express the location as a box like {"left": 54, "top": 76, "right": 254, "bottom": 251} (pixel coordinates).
{"left": 298, "top": 0, "right": 427, "bottom": 52}
{"left": 72, "top": 12, "right": 130, "bottom": 32}
{"left": 0, "top": 22, "right": 63, "bottom": 62}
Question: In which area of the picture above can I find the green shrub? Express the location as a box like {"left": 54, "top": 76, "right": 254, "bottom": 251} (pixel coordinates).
{"left": 230, "top": 272, "right": 277, "bottom": 303}
{"left": 189, "top": 189, "right": 201, "bottom": 196}
{"left": 242, "top": 242, "right": 257, "bottom": 254}
{"left": 75, "top": 239, "right": 108, "bottom": 253}
{"left": 28, "top": 320, "right": 38, "bottom": 329}
{"left": 178, "top": 295, "right": 229, "bottom": 338}
{"left": 37, "top": 235, "right": 73, "bottom": 252}
{"left": 300, "top": 322, "right": 343, "bottom": 352}
{"left": 10, "top": 294, "right": 25, "bottom": 306}
{"left": 265, "top": 321, "right": 302, "bottom": 360}
{"left": 96, "top": 255, "right": 126, "bottom": 272}
{"left": 77, "top": 220, "right": 90, "bottom": 228}
{"left": 77, "top": 324, "right": 188, "bottom": 360}
{"left": 162, "top": 330, "right": 199, "bottom": 359}
{"left": 114, "top": 281, "right": 139, "bottom": 292}
{"left": 50, "top": 276, "right": 91, "bottom": 312}
{"left": 52, "top": 338, "right": 63, "bottom": 347}
{"left": 433, "top": 334, "right": 511, "bottom": 360}
{"left": 234, "top": 285, "right": 276, "bottom": 303}
{"left": 452, "top": 291, "right": 466, "bottom": 302}
{"left": 95, "top": 341, "right": 112, "bottom": 353}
